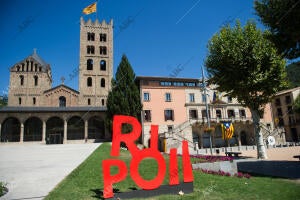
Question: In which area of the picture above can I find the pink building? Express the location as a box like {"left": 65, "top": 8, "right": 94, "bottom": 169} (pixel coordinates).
{"left": 136, "top": 76, "right": 279, "bottom": 152}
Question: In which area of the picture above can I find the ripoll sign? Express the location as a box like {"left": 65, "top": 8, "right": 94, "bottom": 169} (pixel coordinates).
{"left": 102, "top": 115, "right": 194, "bottom": 198}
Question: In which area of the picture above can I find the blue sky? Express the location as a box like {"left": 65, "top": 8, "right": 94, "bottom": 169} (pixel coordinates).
{"left": 0, "top": 0, "right": 262, "bottom": 95}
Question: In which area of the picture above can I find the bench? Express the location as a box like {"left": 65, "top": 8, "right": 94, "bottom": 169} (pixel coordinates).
{"left": 293, "top": 155, "right": 300, "bottom": 160}
{"left": 225, "top": 152, "right": 242, "bottom": 157}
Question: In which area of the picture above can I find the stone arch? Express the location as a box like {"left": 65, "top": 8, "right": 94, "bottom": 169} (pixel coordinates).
{"left": 24, "top": 117, "right": 43, "bottom": 141}
{"left": 46, "top": 116, "right": 64, "bottom": 144}
{"left": 1, "top": 117, "right": 21, "bottom": 142}
{"left": 88, "top": 116, "right": 105, "bottom": 139}
{"left": 67, "top": 116, "right": 84, "bottom": 140}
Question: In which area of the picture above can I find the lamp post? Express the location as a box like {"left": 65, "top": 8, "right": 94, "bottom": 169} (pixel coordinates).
{"left": 201, "top": 65, "right": 213, "bottom": 155}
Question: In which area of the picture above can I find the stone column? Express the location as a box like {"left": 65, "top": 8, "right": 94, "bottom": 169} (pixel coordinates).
{"left": 42, "top": 120, "right": 46, "bottom": 143}
{"left": 64, "top": 119, "right": 67, "bottom": 144}
{"left": 20, "top": 123, "right": 24, "bottom": 143}
{"left": 84, "top": 120, "right": 88, "bottom": 142}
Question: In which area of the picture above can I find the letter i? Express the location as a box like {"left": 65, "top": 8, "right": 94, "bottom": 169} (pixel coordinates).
{"left": 182, "top": 141, "right": 193, "bottom": 182}
{"left": 169, "top": 148, "right": 179, "bottom": 185}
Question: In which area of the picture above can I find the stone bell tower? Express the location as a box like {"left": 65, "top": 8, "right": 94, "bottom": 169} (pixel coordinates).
{"left": 78, "top": 17, "right": 113, "bottom": 106}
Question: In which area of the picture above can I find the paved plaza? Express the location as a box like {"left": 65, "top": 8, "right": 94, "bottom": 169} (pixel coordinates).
{"left": 0, "top": 143, "right": 101, "bottom": 200}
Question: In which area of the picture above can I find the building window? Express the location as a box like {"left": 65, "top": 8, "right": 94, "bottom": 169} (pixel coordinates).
{"left": 59, "top": 96, "right": 66, "bottom": 107}
{"left": 33, "top": 97, "right": 36, "bottom": 105}
{"left": 164, "top": 109, "right": 174, "bottom": 121}
{"left": 144, "top": 110, "right": 151, "bottom": 122}
{"left": 168, "top": 125, "right": 173, "bottom": 132}
{"left": 227, "top": 109, "right": 235, "bottom": 118}
{"left": 100, "top": 33, "right": 107, "bottom": 42}
{"left": 143, "top": 92, "right": 150, "bottom": 101}
{"left": 16, "top": 66, "right": 20, "bottom": 71}
{"left": 227, "top": 96, "right": 233, "bottom": 103}
{"left": 275, "top": 98, "right": 281, "bottom": 106}
{"left": 160, "top": 81, "right": 172, "bottom": 86}
{"left": 165, "top": 93, "right": 171, "bottom": 102}
{"left": 20, "top": 75, "right": 24, "bottom": 86}
{"left": 201, "top": 109, "right": 211, "bottom": 118}
{"left": 277, "top": 108, "right": 283, "bottom": 116}
{"left": 19, "top": 97, "right": 22, "bottom": 105}
{"left": 101, "top": 78, "right": 105, "bottom": 87}
{"left": 100, "top": 46, "right": 107, "bottom": 55}
{"left": 189, "top": 109, "right": 198, "bottom": 119}
{"left": 87, "top": 59, "right": 93, "bottom": 70}
{"left": 88, "top": 98, "right": 91, "bottom": 105}
{"left": 39, "top": 67, "right": 42, "bottom": 72}
{"left": 100, "top": 60, "right": 106, "bottom": 71}
{"left": 87, "top": 45, "right": 95, "bottom": 54}
{"left": 35, "top": 64, "right": 37, "bottom": 71}
{"left": 288, "top": 106, "right": 293, "bottom": 114}
{"left": 189, "top": 93, "right": 195, "bottom": 102}
{"left": 278, "top": 117, "right": 284, "bottom": 126}
{"left": 87, "top": 77, "right": 92, "bottom": 87}
{"left": 202, "top": 94, "right": 206, "bottom": 103}
{"left": 216, "top": 110, "right": 222, "bottom": 118}
{"left": 285, "top": 95, "right": 292, "bottom": 104}
{"left": 87, "top": 32, "right": 95, "bottom": 41}
{"left": 102, "top": 99, "right": 105, "bottom": 106}
{"left": 239, "top": 109, "right": 246, "bottom": 118}
{"left": 34, "top": 76, "right": 38, "bottom": 86}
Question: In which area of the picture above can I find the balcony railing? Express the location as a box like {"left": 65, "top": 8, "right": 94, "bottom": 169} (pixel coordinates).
{"left": 190, "top": 116, "right": 252, "bottom": 123}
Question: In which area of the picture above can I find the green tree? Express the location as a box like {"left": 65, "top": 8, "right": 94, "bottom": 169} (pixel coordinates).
{"left": 0, "top": 95, "right": 8, "bottom": 107}
{"left": 286, "top": 62, "right": 300, "bottom": 88}
{"left": 205, "top": 21, "right": 288, "bottom": 159}
{"left": 255, "top": 0, "right": 300, "bottom": 59}
{"left": 105, "top": 54, "right": 142, "bottom": 134}
{"left": 294, "top": 94, "right": 300, "bottom": 114}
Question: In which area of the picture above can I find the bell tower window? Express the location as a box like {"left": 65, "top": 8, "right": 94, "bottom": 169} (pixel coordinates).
{"left": 87, "top": 77, "right": 92, "bottom": 87}
{"left": 99, "top": 46, "right": 107, "bottom": 55}
{"left": 100, "top": 60, "right": 106, "bottom": 71}
{"left": 87, "top": 59, "right": 93, "bottom": 70}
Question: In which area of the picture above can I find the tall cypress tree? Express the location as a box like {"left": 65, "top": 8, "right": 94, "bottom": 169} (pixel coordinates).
{"left": 105, "top": 54, "right": 142, "bottom": 134}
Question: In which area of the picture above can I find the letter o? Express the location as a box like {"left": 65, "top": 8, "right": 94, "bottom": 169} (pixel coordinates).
{"left": 130, "top": 149, "right": 166, "bottom": 190}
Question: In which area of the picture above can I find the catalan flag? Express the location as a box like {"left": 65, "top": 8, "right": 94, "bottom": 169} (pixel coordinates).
{"left": 221, "top": 122, "right": 234, "bottom": 140}
{"left": 83, "top": 2, "right": 97, "bottom": 15}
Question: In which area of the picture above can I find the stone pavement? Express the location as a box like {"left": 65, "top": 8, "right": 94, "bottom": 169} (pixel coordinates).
{"left": 0, "top": 143, "right": 101, "bottom": 200}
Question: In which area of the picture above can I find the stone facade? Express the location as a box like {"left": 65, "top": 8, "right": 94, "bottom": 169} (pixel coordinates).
{"left": 78, "top": 18, "right": 113, "bottom": 106}
{"left": 7, "top": 18, "right": 113, "bottom": 108}
{"left": 1, "top": 17, "right": 113, "bottom": 144}
{"left": 8, "top": 49, "right": 52, "bottom": 107}
{"left": 271, "top": 87, "right": 300, "bottom": 142}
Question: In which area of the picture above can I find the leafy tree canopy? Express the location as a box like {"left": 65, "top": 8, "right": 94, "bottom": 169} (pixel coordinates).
{"left": 206, "top": 20, "right": 288, "bottom": 112}
{"left": 105, "top": 54, "right": 142, "bottom": 132}
{"left": 255, "top": 0, "right": 300, "bottom": 59}
{"left": 286, "top": 61, "right": 300, "bottom": 88}
{"left": 294, "top": 94, "right": 300, "bottom": 114}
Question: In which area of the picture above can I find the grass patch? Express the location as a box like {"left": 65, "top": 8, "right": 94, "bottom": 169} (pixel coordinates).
{"left": 45, "top": 143, "right": 300, "bottom": 200}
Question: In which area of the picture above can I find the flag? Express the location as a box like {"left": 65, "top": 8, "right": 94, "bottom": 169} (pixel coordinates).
{"left": 83, "top": 2, "right": 97, "bottom": 15}
{"left": 221, "top": 122, "right": 234, "bottom": 140}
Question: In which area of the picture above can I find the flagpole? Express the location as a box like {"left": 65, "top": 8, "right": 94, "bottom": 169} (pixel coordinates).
{"left": 201, "top": 65, "right": 213, "bottom": 155}
{"left": 96, "top": 1, "right": 98, "bottom": 19}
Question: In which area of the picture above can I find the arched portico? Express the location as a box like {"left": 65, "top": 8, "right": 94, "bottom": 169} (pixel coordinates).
{"left": 1, "top": 117, "right": 21, "bottom": 142}
{"left": 88, "top": 116, "right": 105, "bottom": 139}
{"left": 46, "top": 116, "right": 64, "bottom": 144}
{"left": 24, "top": 117, "right": 43, "bottom": 141}
{"left": 67, "top": 116, "right": 84, "bottom": 140}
